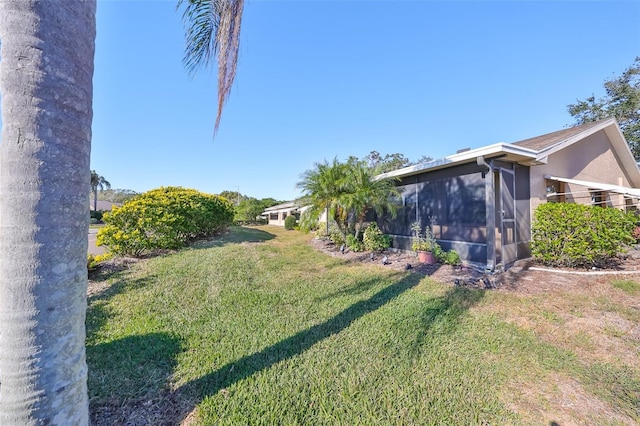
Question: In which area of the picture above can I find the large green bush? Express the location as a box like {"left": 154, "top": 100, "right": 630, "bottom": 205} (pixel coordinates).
{"left": 531, "top": 203, "right": 637, "bottom": 268}
{"left": 97, "top": 186, "right": 234, "bottom": 256}
{"left": 284, "top": 215, "right": 297, "bottom": 230}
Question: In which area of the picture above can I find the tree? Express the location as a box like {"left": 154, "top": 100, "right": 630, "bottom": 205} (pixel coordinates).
{"left": 362, "top": 151, "right": 434, "bottom": 174}
{"left": 0, "top": 0, "right": 243, "bottom": 423}
{"left": 0, "top": 1, "right": 96, "bottom": 424}
{"left": 297, "top": 158, "right": 400, "bottom": 239}
{"left": 297, "top": 159, "right": 351, "bottom": 236}
{"left": 341, "top": 159, "right": 400, "bottom": 238}
{"left": 235, "top": 197, "right": 264, "bottom": 223}
{"left": 568, "top": 57, "right": 640, "bottom": 159}
{"left": 98, "top": 188, "right": 139, "bottom": 204}
{"left": 178, "top": 0, "right": 245, "bottom": 133}
{"left": 219, "top": 190, "right": 246, "bottom": 205}
{"left": 90, "top": 170, "right": 111, "bottom": 211}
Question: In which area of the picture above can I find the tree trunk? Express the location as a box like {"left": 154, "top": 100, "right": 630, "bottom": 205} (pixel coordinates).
{"left": 0, "top": 1, "right": 96, "bottom": 424}
{"left": 94, "top": 187, "right": 98, "bottom": 212}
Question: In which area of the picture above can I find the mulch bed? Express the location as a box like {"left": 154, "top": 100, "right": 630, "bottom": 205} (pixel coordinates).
{"left": 309, "top": 237, "right": 640, "bottom": 292}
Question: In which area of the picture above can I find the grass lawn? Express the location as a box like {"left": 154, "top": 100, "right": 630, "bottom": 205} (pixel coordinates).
{"left": 87, "top": 226, "right": 640, "bottom": 425}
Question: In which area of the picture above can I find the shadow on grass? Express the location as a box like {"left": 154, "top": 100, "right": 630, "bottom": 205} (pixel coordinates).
{"left": 88, "top": 332, "right": 184, "bottom": 426}
{"left": 314, "top": 270, "right": 410, "bottom": 302}
{"left": 87, "top": 261, "right": 485, "bottom": 424}
{"left": 169, "top": 275, "right": 484, "bottom": 423}
{"left": 86, "top": 275, "right": 157, "bottom": 337}
{"left": 190, "top": 226, "right": 276, "bottom": 250}
{"left": 174, "top": 273, "right": 416, "bottom": 397}
{"left": 409, "top": 286, "right": 485, "bottom": 354}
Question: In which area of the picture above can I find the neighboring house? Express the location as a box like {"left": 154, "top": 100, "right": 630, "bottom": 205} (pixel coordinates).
{"left": 377, "top": 119, "right": 640, "bottom": 271}
{"left": 90, "top": 200, "right": 122, "bottom": 211}
{"left": 263, "top": 202, "right": 301, "bottom": 226}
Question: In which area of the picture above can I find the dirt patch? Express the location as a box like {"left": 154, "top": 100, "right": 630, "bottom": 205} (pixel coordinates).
{"left": 509, "top": 372, "right": 638, "bottom": 426}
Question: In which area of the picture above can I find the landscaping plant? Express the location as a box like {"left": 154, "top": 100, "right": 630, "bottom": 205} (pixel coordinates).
{"left": 363, "top": 222, "right": 392, "bottom": 251}
{"left": 531, "top": 202, "right": 637, "bottom": 268}
{"left": 284, "top": 214, "right": 297, "bottom": 230}
{"left": 97, "top": 187, "right": 234, "bottom": 256}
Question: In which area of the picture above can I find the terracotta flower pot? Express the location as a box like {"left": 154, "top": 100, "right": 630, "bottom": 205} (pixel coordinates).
{"left": 418, "top": 250, "right": 436, "bottom": 264}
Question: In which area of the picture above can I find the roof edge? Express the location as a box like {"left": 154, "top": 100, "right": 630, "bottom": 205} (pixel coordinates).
{"left": 377, "top": 143, "right": 537, "bottom": 180}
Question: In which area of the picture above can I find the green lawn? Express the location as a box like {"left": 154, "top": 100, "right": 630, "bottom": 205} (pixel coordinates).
{"left": 87, "top": 226, "right": 640, "bottom": 425}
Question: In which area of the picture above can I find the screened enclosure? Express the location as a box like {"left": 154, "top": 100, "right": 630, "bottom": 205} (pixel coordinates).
{"left": 378, "top": 160, "right": 531, "bottom": 267}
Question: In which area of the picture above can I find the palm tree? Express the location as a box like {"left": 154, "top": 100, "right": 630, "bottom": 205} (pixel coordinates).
{"left": 178, "top": 0, "right": 245, "bottom": 133}
{"left": 297, "top": 159, "right": 400, "bottom": 239}
{"left": 90, "top": 170, "right": 111, "bottom": 212}
{"left": 0, "top": 1, "right": 96, "bottom": 423}
{"left": 0, "top": 1, "right": 243, "bottom": 422}
{"left": 297, "top": 159, "right": 351, "bottom": 237}
{"left": 341, "top": 160, "right": 400, "bottom": 239}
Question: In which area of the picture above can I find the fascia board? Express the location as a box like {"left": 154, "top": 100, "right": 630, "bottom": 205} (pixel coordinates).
{"left": 377, "top": 143, "right": 537, "bottom": 180}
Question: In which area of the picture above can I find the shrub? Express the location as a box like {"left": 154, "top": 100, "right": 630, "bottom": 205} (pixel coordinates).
{"left": 327, "top": 224, "right": 346, "bottom": 247}
{"left": 442, "top": 250, "right": 461, "bottom": 266}
{"left": 284, "top": 215, "right": 297, "bottom": 230}
{"left": 363, "top": 223, "right": 391, "bottom": 251}
{"left": 87, "top": 252, "right": 114, "bottom": 271}
{"left": 90, "top": 210, "right": 104, "bottom": 222}
{"left": 97, "top": 186, "right": 234, "bottom": 256}
{"left": 346, "top": 234, "right": 365, "bottom": 252}
{"left": 531, "top": 203, "right": 636, "bottom": 268}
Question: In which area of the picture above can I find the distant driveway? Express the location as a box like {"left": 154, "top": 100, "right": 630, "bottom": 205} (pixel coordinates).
{"left": 88, "top": 228, "right": 106, "bottom": 255}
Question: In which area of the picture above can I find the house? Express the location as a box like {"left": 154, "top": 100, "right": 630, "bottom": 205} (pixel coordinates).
{"left": 89, "top": 200, "right": 122, "bottom": 211}
{"left": 377, "top": 118, "right": 640, "bottom": 271}
{"left": 263, "top": 202, "right": 301, "bottom": 226}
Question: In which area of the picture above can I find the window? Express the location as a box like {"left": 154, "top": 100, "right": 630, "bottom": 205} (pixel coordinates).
{"left": 269, "top": 212, "right": 278, "bottom": 220}
{"left": 625, "top": 196, "right": 638, "bottom": 212}
{"left": 591, "top": 191, "right": 607, "bottom": 207}
{"left": 546, "top": 179, "right": 565, "bottom": 202}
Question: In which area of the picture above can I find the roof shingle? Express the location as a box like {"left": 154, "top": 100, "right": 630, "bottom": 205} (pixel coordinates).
{"left": 511, "top": 119, "right": 613, "bottom": 151}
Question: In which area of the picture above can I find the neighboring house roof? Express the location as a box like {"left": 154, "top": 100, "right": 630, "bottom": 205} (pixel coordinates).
{"left": 263, "top": 202, "right": 299, "bottom": 213}
{"left": 378, "top": 118, "right": 640, "bottom": 187}
{"left": 90, "top": 200, "right": 122, "bottom": 211}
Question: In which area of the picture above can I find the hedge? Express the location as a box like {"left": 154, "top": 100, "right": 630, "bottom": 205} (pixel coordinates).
{"left": 97, "top": 186, "right": 234, "bottom": 256}
{"left": 531, "top": 202, "right": 637, "bottom": 268}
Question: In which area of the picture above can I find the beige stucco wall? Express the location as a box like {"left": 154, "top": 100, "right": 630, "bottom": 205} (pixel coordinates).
{"left": 267, "top": 210, "right": 291, "bottom": 226}
{"left": 529, "top": 129, "right": 632, "bottom": 213}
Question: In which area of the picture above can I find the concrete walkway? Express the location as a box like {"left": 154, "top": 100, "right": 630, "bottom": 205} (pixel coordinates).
{"left": 88, "top": 228, "right": 106, "bottom": 255}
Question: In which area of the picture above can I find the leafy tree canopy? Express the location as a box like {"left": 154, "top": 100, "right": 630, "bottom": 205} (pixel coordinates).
{"left": 217, "top": 190, "right": 283, "bottom": 223}
{"left": 297, "top": 158, "right": 399, "bottom": 237}
{"left": 235, "top": 197, "right": 283, "bottom": 223}
{"left": 97, "top": 188, "right": 139, "bottom": 204}
{"left": 567, "top": 57, "right": 640, "bottom": 159}
{"left": 360, "top": 151, "right": 433, "bottom": 174}
{"left": 219, "top": 190, "right": 246, "bottom": 204}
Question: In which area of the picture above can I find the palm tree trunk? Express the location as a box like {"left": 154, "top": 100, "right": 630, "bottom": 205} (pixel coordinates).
{"left": 94, "top": 187, "right": 98, "bottom": 212}
{"left": 0, "top": 1, "right": 96, "bottom": 424}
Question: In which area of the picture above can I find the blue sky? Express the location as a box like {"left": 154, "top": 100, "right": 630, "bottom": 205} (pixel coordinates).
{"left": 5, "top": 1, "right": 640, "bottom": 202}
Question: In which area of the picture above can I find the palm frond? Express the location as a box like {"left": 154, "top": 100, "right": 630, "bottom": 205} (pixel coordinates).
{"left": 178, "top": 0, "right": 244, "bottom": 133}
